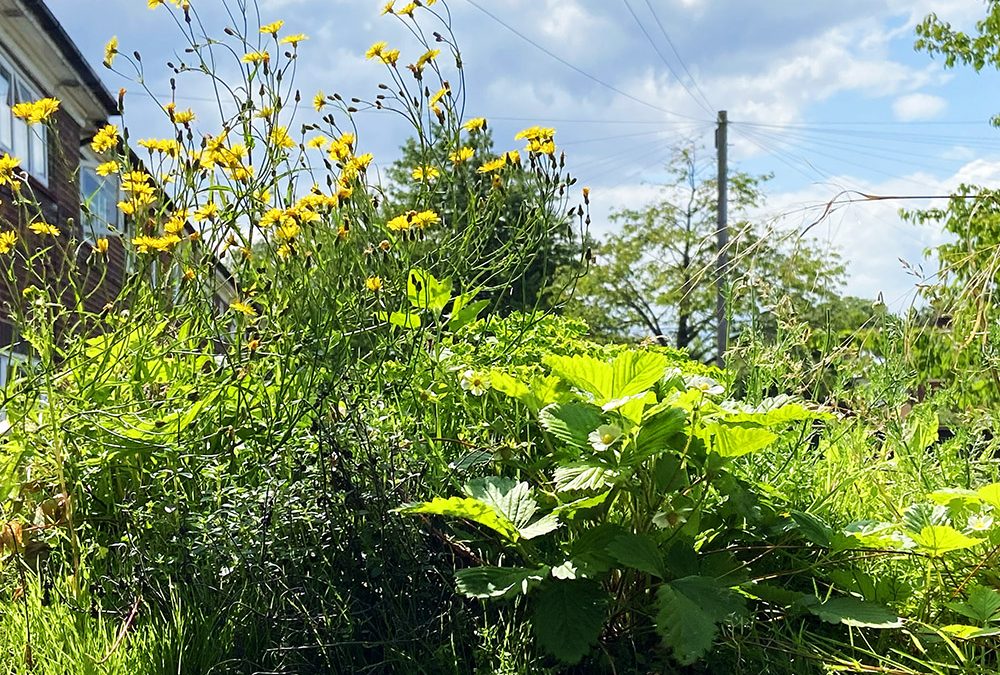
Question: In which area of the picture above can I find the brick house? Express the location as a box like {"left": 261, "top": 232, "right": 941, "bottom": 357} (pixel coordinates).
{"left": 0, "top": 0, "right": 234, "bottom": 384}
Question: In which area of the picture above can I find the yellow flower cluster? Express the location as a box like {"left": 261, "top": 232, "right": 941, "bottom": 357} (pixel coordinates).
{"left": 515, "top": 126, "right": 557, "bottom": 155}
{"left": 165, "top": 103, "right": 195, "bottom": 124}
{"left": 91, "top": 124, "right": 119, "bottom": 154}
{"left": 132, "top": 234, "right": 181, "bottom": 253}
{"left": 478, "top": 150, "right": 520, "bottom": 174}
{"left": 117, "top": 171, "right": 157, "bottom": 215}
{"left": 12, "top": 98, "right": 60, "bottom": 125}
{"left": 138, "top": 137, "right": 181, "bottom": 157}
{"left": 386, "top": 209, "right": 440, "bottom": 233}
{"left": 270, "top": 126, "right": 296, "bottom": 150}
{"left": 411, "top": 165, "right": 439, "bottom": 181}
{"left": 327, "top": 133, "right": 355, "bottom": 162}
{"left": 0, "top": 154, "right": 20, "bottom": 190}
{"left": 29, "top": 221, "right": 59, "bottom": 237}
{"left": 242, "top": 51, "right": 270, "bottom": 64}
{"left": 366, "top": 41, "right": 400, "bottom": 66}
{"left": 449, "top": 147, "right": 474, "bottom": 163}
{"left": 148, "top": 0, "right": 190, "bottom": 10}
{"left": 0, "top": 231, "right": 16, "bottom": 254}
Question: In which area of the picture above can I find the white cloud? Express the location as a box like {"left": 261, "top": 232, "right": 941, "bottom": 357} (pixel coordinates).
{"left": 893, "top": 92, "right": 948, "bottom": 121}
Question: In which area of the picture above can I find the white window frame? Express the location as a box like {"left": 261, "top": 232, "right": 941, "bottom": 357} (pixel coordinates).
{"left": 79, "top": 159, "right": 122, "bottom": 243}
{"left": 0, "top": 47, "right": 49, "bottom": 185}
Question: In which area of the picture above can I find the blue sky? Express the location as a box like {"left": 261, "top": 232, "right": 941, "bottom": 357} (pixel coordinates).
{"left": 46, "top": 0, "right": 1000, "bottom": 306}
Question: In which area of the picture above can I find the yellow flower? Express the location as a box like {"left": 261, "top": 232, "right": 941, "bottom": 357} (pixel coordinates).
{"left": 415, "top": 49, "right": 439, "bottom": 70}
{"left": 194, "top": 201, "right": 218, "bottom": 221}
{"left": 462, "top": 117, "right": 487, "bottom": 132}
{"left": 29, "top": 221, "right": 59, "bottom": 237}
{"left": 280, "top": 34, "right": 307, "bottom": 45}
{"left": 0, "top": 231, "right": 16, "bottom": 254}
{"left": 277, "top": 243, "right": 292, "bottom": 259}
{"left": 410, "top": 209, "right": 440, "bottom": 229}
{"left": 103, "top": 36, "right": 119, "bottom": 67}
{"left": 12, "top": 98, "right": 60, "bottom": 125}
{"left": 164, "top": 210, "right": 189, "bottom": 235}
{"left": 275, "top": 221, "right": 301, "bottom": 241}
{"left": 429, "top": 86, "right": 449, "bottom": 107}
{"left": 381, "top": 0, "right": 395, "bottom": 14}
{"left": 270, "top": 126, "right": 296, "bottom": 149}
{"left": 477, "top": 157, "right": 506, "bottom": 174}
{"left": 183, "top": 267, "right": 196, "bottom": 281}
{"left": 365, "top": 276, "right": 383, "bottom": 292}
{"left": 386, "top": 214, "right": 410, "bottom": 232}
{"left": 132, "top": 234, "right": 181, "bottom": 253}
{"left": 527, "top": 138, "right": 556, "bottom": 155}
{"left": 95, "top": 237, "right": 109, "bottom": 254}
{"left": 230, "top": 300, "right": 257, "bottom": 317}
{"left": 172, "top": 108, "right": 196, "bottom": 124}
{"left": 260, "top": 20, "right": 284, "bottom": 35}
{"left": 411, "top": 165, "right": 439, "bottom": 181}
{"left": 504, "top": 150, "right": 520, "bottom": 164}
{"left": 0, "top": 154, "right": 21, "bottom": 188}
{"left": 514, "top": 126, "right": 555, "bottom": 142}
{"left": 242, "top": 51, "right": 270, "bottom": 64}
{"left": 306, "top": 135, "right": 328, "bottom": 149}
{"left": 314, "top": 91, "right": 326, "bottom": 112}
{"left": 95, "top": 160, "right": 120, "bottom": 176}
{"left": 138, "top": 138, "right": 180, "bottom": 157}
{"left": 92, "top": 124, "right": 119, "bottom": 153}
{"left": 449, "top": 147, "right": 474, "bottom": 163}
{"left": 366, "top": 41, "right": 388, "bottom": 60}
{"left": 380, "top": 49, "right": 400, "bottom": 66}
{"left": 247, "top": 337, "right": 260, "bottom": 352}
{"left": 398, "top": 2, "right": 417, "bottom": 16}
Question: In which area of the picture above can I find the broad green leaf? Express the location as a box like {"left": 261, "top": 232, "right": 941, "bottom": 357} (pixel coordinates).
{"left": 946, "top": 586, "right": 1000, "bottom": 624}
{"left": 552, "top": 491, "right": 612, "bottom": 520}
{"left": 708, "top": 424, "right": 779, "bottom": 458}
{"left": 807, "top": 596, "right": 903, "bottom": 628}
{"left": 656, "top": 576, "right": 746, "bottom": 665}
{"left": 903, "top": 404, "right": 939, "bottom": 453}
{"left": 519, "top": 514, "right": 561, "bottom": 540}
{"left": 978, "top": 483, "right": 1000, "bottom": 509}
{"left": 554, "top": 464, "right": 619, "bottom": 492}
{"left": 725, "top": 399, "right": 830, "bottom": 426}
{"left": 544, "top": 351, "right": 668, "bottom": 405}
{"left": 455, "top": 566, "right": 547, "bottom": 599}
{"left": 397, "top": 496, "right": 519, "bottom": 541}
{"left": 407, "top": 268, "right": 452, "bottom": 313}
{"left": 491, "top": 372, "right": 567, "bottom": 413}
{"left": 464, "top": 477, "right": 561, "bottom": 540}
{"left": 939, "top": 624, "right": 1000, "bottom": 639}
{"left": 902, "top": 503, "right": 949, "bottom": 535}
{"left": 448, "top": 293, "right": 488, "bottom": 331}
{"left": 448, "top": 450, "right": 494, "bottom": 472}
{"left": 928, "top": 488, "right": 982, "bottom": 506}
{"left": 630, "top": 406, "right": 686, "bottom": 463}
{"left": 607, "top": 533, "right": 664, "bottom": 578}
{"left": 911, "top": 525, "right": 984, "bottom": 556}
{"left": 790, "top": 510, "right": 833, "bottom": 547}
{"left": 376, "top": 311, "right": 422, "bottom": 329}
{"left": 532, "top": 580, "right": 606, "bottom": 664}
{"left": 539, "top": 402, "right": 603, "bottom": 449}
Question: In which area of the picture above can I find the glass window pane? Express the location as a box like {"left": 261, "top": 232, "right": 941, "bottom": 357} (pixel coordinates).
{"left": 0, "top": 66, "right": 10, "bottom": 150}
{"left": 29, "top": 126, "right": 45, "bottom": 181}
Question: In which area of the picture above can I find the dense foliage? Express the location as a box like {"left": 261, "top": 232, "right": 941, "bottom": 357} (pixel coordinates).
{"left": 0, "top": 1, "right": 997, "bottom": 674}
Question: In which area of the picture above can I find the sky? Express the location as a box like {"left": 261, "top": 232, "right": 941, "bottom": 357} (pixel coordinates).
{"left": 45, "top": 0, "right": 1000, "bottom": 308}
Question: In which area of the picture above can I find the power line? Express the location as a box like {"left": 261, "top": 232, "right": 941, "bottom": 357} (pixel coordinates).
{"left": 641, "top": 0, "right": 715, "bottom": 113}
{"left": 621, "top": 0, "right": 713, "bottom": 115}
{"left": 461, "top": 0, "right": 709, "bottom": 123}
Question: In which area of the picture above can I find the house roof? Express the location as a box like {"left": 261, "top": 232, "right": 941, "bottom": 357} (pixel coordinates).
{"left": 1, "top": 0, "right": 116, "bottom": 120}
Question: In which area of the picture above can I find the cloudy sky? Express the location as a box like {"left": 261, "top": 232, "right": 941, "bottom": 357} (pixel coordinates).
{"left": 46, "top": 0, "right": 1000, "bottom": 306}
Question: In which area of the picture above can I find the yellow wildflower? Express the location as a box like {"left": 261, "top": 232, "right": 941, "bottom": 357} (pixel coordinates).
{"left": 415, "top": 49, "right": 439, "bottom": 70}
{"left": 477, "top": 157, "right": 506, "bottom": 174}
{"left": 381, "top": 0, "right": 395, "bottom": 14}
{"left": 132, "top": 234, "right": 181, "bottom": 253}
{"left": 270, "top": 126, "right": 296, "bottom": 149}
{"left": 410, "top": 209, "right": 440, "bottom": 229}
{"left": 260, "top": 20, "right": 284, "bottom": 35}
{"left": 314, "top": 91, "right": 326, "bottom": 112}
{"left": 194, "top": 201, "right": 218, "bottom": 221}
{"left": 91, "top": 124, "right": 119, "bottom": 153}
{"left": 365, "top": 276, "right": 383, "bottom": 292}
{"left": 449, "top": 147, "right": 474, "bottom": 163}
{"left": 0, "top": 154, "right": 21, "bottom": 188}
{"left": 230, "top": 300, "right": 257, "bottom": 317}
{"left": 281, "top": 34, "right": 307, "bottom": 45}
{"left": 95, "top": 238, "right": 109, "bottom": 254}
{"left": 504, "top": 150, "right": 520, "bottom": 164}
{"left": 306, "top": 136, "right": 328, "bottom": 150}
{"left": 172, "top": 108, "right": 196, "bottom": 124}
{"left": 462, "top": 117, "right": 487, "bottom": 132}
{"left": 275, "top": 221, "right": 300, "bottom": 241}
{"left": 29, "top": 221, "right": 59, "bottom": 237}
{"left": 12, "top": 98, "right": 60, "bottom": 125}
{"left": 411, "top": 165, "right": 439, "bottom": 181}
{"left": 95, "top": 160, "right": 120, "bottom": 176}
{"left": 138, "top": 138, "right": 180, "bottom": 157}
{"left": 183, "top": 267, "right": 196, "bottom": 281}
{"left": 386, "top": 214, "right": 410, "bottom": 232}
{"left": 0, "top": 231, "right": 16, "bottom": 254}
{"left": 366, "top": 41, "right": 388, "bottom": 60}
{"left": 514, "top": 126, "right": 555, "bottom": 142}
{"left": 103, "top": 36, "right": 119, "bottom": 67}
{"left": 380, "top": 49, "right": 400, "bottom": 66}
{"left": 398, "top": 2, "right": 417, "bottom": 16}
{"left": 242, "top": 51, "right": 270, "bottom": 64}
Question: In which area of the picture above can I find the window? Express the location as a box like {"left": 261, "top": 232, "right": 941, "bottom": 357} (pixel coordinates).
{"left": 0, "top": 51, "right": 48, "bottom": 183}
{"left": 80, "top": 164, "right": 121, "bottom": 241}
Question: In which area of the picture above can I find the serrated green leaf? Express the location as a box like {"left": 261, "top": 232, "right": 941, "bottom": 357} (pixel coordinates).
{"left": 708, "top": 424, "right": 779, "bottom": 458}
{"left": 539, "top": 402, "right": 603, "bottom": 449}
{"left": 911, "top": 525, "right": 984, "bottom": 556}
{"left": 726, "top": 399, "right": 830, "bottom": 426}
{"left": 462, "top": 477, "right": 560, "bottom": 540}
{"left": 397, "top": 496, "right": 519, "bottom": 541}
{"left": 532, "top": 580, "right": 606, "bottom": 664}
{"left": 607, "top": 533, "right": 664, "bottom": 578}
{"left": 544, "top": 351, "right": 668, "bottom": 405}
{"left": 376, "top": 311, "right": 422, "bottom": 329}
{"left": 946, "top": 586, "right": 1000, "bottom": 624}
{"left": 519, "top": 513, "right": 561, "bottom": 540}
{"left": 791, "top": 510, "right": 833, "bottom": 547}
{"left": 552, "top": 491, "right": 611, "bottom": 519}
{"left": 554, "top": 464, "right": 618, "bottom": 492}
{"left": 455, "top": 566, "right": 548, "bottom": 599}
{"left": 630, "top": 406, "right": 686, "bottom": 463}
{"left": 807, "top": 596, "right": 902, "bottom": 628}
{"left": 656, "top": 576, "right": 746, "bottom": 665}
{"left": 448, "top": 293, "right": 488, "bottom": 331}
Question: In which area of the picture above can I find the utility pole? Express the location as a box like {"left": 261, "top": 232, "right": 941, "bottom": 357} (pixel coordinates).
{"left": 714, "top": 110, "right": 728, "bottom": 369}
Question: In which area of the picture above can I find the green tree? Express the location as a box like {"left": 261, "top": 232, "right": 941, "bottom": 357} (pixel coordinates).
{"left": 560, "top": 148, "right": 850, "bottom": 362}
{"left": 383, "top": 125, "right": 585, "bottom": 314}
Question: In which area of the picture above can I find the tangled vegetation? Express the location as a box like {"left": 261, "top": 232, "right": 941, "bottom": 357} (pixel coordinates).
{"left": 0, "top": 1, "right": 999, "bottom": 673}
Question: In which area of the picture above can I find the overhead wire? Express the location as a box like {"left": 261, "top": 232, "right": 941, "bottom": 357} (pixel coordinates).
{"left": 461, "top": 0, "right": 710, "bottom": 122}
{"left": 641, "top": 0, "right": 715, "bottom": 113}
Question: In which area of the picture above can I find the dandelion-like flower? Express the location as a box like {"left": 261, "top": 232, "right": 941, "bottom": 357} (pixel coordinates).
{"left": 0, "top": 231, "right": 16, "bottom": 254}
{"left": 230, "top": 300, "right": 257, "bottom": 318}
{"left": 365, "top": 276, "right": 383, "bottom": 292}
{"left": 29, "top": 221, "right": 59, "bottom": 237}
{"left": 104, "top": 36, "right": 119, "bottom": 67}
{"left": 91, "top": 124, "right": 119, "bottom": 153}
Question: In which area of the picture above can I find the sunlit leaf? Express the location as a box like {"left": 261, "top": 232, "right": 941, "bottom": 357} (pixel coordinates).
{"left": 910, "top": 525, "right": 984, "bottom": 556}
{"left": 455, "top": 565, "right": 548, "bottom": 599}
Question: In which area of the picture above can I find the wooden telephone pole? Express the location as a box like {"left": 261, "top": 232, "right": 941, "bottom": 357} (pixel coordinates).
{"left": 715, "top": 110, "right": 728, "bottom": 368}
